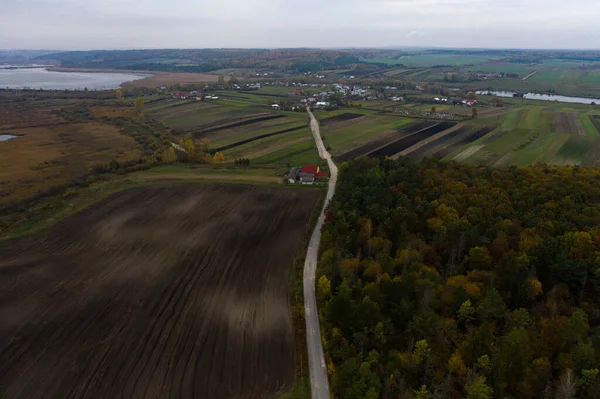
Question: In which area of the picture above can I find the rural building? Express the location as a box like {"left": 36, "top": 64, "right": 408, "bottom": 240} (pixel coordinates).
{"left": 300, "top": 164, "right": 320, "bottom": 175}
{"left": 271, "top": 104, "right": 281, "bottom": 110}
{"left": 287, "top": 165, "right": 328, "bottom": 184}
{"left": 299, "top": 173, "right": 314, "bottom": 184}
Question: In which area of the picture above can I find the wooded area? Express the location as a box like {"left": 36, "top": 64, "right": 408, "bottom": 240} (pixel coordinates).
{"left": 317, "top": 157, "right": 600, "bottom": 399}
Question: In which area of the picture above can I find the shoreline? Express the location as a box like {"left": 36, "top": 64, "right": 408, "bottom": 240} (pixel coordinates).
{"left": 46, "top": 67, "right": 228, "bottom": 89}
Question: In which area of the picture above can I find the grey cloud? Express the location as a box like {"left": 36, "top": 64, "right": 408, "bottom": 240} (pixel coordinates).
{"left": 0, "top": 0, "right": 599, "bottom": 49}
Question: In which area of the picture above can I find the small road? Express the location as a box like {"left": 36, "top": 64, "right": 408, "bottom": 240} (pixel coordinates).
{"left": 523, "top": 70, "right": 539, "bottom": 80}
{"left": 304, "top": 109, "right": 335, "bottom": 399}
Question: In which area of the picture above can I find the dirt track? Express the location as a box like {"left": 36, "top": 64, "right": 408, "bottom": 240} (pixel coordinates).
{"left": 0, "top": 183, "right": 320, "bottom": 399}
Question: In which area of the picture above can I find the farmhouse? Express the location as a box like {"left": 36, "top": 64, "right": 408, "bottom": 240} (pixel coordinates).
{"left": 287, "top": 164, "right": 328, "bottom": 185}
{"left": 271, "top": 104, "right": 281, "bottom": 110}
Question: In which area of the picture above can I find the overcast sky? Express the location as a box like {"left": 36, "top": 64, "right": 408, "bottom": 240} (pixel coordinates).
{"left": 1, "top": 0, "right": 599, "bottom": 50}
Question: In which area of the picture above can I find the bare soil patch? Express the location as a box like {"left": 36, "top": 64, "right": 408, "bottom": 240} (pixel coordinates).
{"left": 431, "top": 126, "right": 495, "bottom": 159}
{"left": 320, "top": 113, "right": 364, "bottom": 127}
{"left": 0, "top": 183, "right": 320, "bottom": 399}
{"left": 555, "top": 113, "right": 584, "bottom": 135}
{"left": 370, "top": 122, "right": 456, "bottom": 158}
{"left": 335, "top": 120, "right": 436, "bottom": 162}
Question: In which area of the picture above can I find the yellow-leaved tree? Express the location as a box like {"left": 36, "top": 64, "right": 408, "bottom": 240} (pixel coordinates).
{"left": 180, "top": 138, "right": 196, "bottom": 161}
{"left": 213, "top": 152, "right": 225, "bottom": 163}
{"left": 116, "top": 89, "right": 123, "bottom": 101}
{"left": 134, "top": 97, "right": 144, "bottom": 113}
{"left": 163, "top": 147, "right": 177, "bottom": 164}
{"left": 199, "top": 138, "right": 211, "bottom": 153}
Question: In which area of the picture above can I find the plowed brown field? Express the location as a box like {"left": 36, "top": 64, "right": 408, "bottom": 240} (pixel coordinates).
{"left": 0, "top": 183, "right": 320, "bottom": 399}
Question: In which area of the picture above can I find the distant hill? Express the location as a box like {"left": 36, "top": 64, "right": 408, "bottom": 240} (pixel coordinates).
{"left": 34, "top": 48, "right": 384, "bottom": 73}
{"left": 0, "top": 49, "right": 60, "bottom": 64}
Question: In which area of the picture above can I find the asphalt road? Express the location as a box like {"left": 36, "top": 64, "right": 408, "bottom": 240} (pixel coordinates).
{"left": 303, "top": 109, "right": 336, "bottom": 399}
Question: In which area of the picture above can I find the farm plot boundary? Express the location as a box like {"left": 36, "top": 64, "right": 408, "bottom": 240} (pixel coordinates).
{"left": 334, "top": 120, "right": 437, "bottom": 162}
{"left": 370, "top": 122, "right": 456, "bottom": 158}
{"left": 432, "top": 126, "right": 496, "bottom": 159}
{"left": 213, "top": 125, "right": 306, "bottom": 152}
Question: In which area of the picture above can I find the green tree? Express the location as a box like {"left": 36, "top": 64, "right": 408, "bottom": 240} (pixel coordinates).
{"left": 458, "top": 300, "right": 476, "bottom": 325}
{"left": 414, "top": 385, "right": 432, "bottom": 399}
{"left": 218, "top": 75, "right": 225, "bottom": 88}
{"left": 477, "top": 289, "right": 507, "bottom": 322}
{"left": 318, "top": 275, "right": 332, "bottom": 299}
{"left": 465, "top": 376, "right": 493, "bottom": 399}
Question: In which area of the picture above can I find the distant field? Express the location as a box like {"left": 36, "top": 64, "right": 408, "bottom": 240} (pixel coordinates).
{"left": 320, "top": 114, "right": 413, "bottom": 155}
{"left": 467, "top": 62, "right": 536, "bottom": 75}
{"left": 326, "top": 95, "right": 600, "bottom": 168}
{"left": 146, "top": 92, "right": 316, "bottom": 167}
{"left": 362, "top": 54, "right": 501, "bottom": 67}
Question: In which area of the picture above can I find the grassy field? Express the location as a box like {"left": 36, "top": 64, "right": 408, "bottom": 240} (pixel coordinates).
{"left": 439, "top": 99, "right": 600, "bottom": 166}
{"left": 362, "top": 54, "right": 501, "bottom": 67}
{"left": 320, "top": 114, "right": 413, "bottom": 155}
{"left": 0, "top": 92, "right": 173, "bottom": 210}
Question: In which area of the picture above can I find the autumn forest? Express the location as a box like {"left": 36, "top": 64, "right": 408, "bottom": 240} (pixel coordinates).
{"left": 317, "top": 157, "right": 600, "bottom": 399}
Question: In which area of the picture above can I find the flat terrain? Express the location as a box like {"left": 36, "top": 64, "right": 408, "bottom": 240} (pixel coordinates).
{"left": 0, "top": 183, "right": 320, "bottom": 399}
{"left": 0, "top": 92, "right": 158, "bottom": 208}
{"left": 121, "top": 72, "right": 229, "bottom": 88}
{"left": 146, "top": 93, "right": 321, "bottom": 167}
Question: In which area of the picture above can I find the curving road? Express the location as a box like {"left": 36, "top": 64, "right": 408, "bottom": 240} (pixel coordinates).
{"left": 303, "top": 109, "right": 336, "bottom": 399}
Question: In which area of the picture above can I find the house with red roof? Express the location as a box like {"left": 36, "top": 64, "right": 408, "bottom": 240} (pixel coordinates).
{"left": 300, "top": 164, "right": 319, "bottom": 175}
{"left": 301, "top": 164, "right": 328, "bottom": 179}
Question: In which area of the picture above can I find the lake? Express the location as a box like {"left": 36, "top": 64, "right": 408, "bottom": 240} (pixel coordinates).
{"left": 0, "top": 135, "right": 18, "bottom": 141}
{"left": 0, "top": 67, "right": 149, "bottom": 90}
{"left": 477, "top": 91, "right": 600, "bottom": 105}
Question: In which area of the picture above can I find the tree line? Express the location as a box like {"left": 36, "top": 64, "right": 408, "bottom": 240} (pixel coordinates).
{"left": 317, "top": 156, "right": 600, "bottom": 399}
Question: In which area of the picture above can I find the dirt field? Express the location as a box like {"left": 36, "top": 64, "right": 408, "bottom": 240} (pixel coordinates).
{"left": 320, "top": 113, "right": 364, "bottom": 127}
{"left": 334, "top": 120, "right": 436, "bottom": 162}
{"left": 0, "top": 183, "right": 320, "bottom": 399}
{"left": 555, "top": 112, "right": 585, "bottom": 135}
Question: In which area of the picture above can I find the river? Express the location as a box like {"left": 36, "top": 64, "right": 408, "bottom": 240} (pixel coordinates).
{"left": 0, "top": 135, "right": 18, "bottom": 141}
{"left": 477, "top": 90, "right": 600, "bottom": 105}
{"left": 0, "top": 67, "right": 149, "bottom": 90}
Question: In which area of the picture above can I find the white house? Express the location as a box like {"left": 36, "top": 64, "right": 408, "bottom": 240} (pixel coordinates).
{"left": 271, "top": 104, "right": 281, "bottom": 110}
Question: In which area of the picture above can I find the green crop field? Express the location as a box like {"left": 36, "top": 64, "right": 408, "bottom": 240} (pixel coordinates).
{"left": 363, "top": 54, "right": 501, "bottom": 67}
{"left": 552, "top": 136, "right": 595, "bottom": 165}
{"left": 467, "top": 62, "right": 536, "bottom": 75}
{"left": 321, "top": 115, "right": 413, "bottom": 155}
{"left": 251, "top": 139, "right": 321, "bottom": 167}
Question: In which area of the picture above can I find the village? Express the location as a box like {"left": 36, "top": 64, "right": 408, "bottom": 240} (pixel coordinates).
{"left": 167, "top": 78, "right": 480, "bottom": 114}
